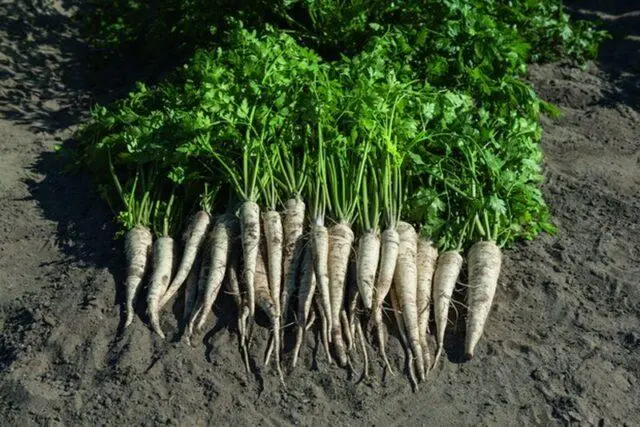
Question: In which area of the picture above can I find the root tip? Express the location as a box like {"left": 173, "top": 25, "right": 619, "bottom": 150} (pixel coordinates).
{"left": 337, "top": 353, "right": 348, "bottom": 368}
{"left": 149, "top": 314, "right": 166, "bottom": 339}
{"left": 431, "top": 348, "right": 443, "bottom": 371}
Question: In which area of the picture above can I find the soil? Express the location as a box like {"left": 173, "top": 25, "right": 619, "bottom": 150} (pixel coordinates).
{"left": 1, "top": 0, "right": 639, "bottom": 425}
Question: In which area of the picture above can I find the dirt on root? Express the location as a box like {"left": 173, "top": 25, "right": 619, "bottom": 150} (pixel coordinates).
{"left": 1, "top": 0, "right": 639, "bottom": 425}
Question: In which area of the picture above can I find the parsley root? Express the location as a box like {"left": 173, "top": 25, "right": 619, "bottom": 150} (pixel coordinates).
{"left": 465, "top": 241, "right": 502, "bottom": 360}
{"left": 123, "top": 225, "right": 153, "bottom": 328}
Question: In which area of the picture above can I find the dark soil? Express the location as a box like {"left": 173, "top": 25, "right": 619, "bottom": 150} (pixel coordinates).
{"left": 1, "top": 1, "right": 638, "bottom": 425}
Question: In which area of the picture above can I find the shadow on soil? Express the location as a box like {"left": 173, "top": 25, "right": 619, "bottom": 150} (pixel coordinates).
{"left": 567, "top": 0, "right": 640, "bottom": 108}
{"left": 24, "top": 148, "right": 121, "bottom": 273}
{"left": 0, "top": 0, "right": 87, "bottom": 133}
{"left": 0, "top": 0, "right": 148, "bottom": 323}
{"left": 0, "top": 0, "right": 173, "bottom": 133}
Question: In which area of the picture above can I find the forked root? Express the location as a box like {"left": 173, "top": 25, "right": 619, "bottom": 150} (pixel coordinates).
{"left": 371, "top": 307, "right": 394, "bottom": 375}
{"left": 316, "top": 299, "right": 332, "bottom": 363}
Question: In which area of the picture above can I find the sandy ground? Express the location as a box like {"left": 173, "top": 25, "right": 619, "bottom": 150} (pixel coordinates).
{"left": 1, "top": 0, "right": 639, "bottom": 425}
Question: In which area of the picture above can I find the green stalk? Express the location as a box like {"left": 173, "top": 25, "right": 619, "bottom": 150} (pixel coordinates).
{"left": 326, "top": 141, "right": 369, "bottom": 224}
{"left": 309, "top": 123, "right": 329, "bottom": 223}
{"left": 163, "top": 190, "right": 175, "bottom": 237}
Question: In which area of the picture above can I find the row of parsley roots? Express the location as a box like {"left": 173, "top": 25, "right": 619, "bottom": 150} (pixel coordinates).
{"left": 123, "top": 206, "right": 498, "bottom": 388}
{"left": 75, "top": 24, "right": 555, "bottom": 385}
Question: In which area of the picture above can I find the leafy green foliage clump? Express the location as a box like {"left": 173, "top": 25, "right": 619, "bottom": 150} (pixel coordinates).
{"left": 81, "top": 0, "right": 607, "bottom": 67}
{"left": 498, "top": 0, "right": 609, "bottom": 63}
{"left": 74, "top": 1, "right": 604, "bottom": 248}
